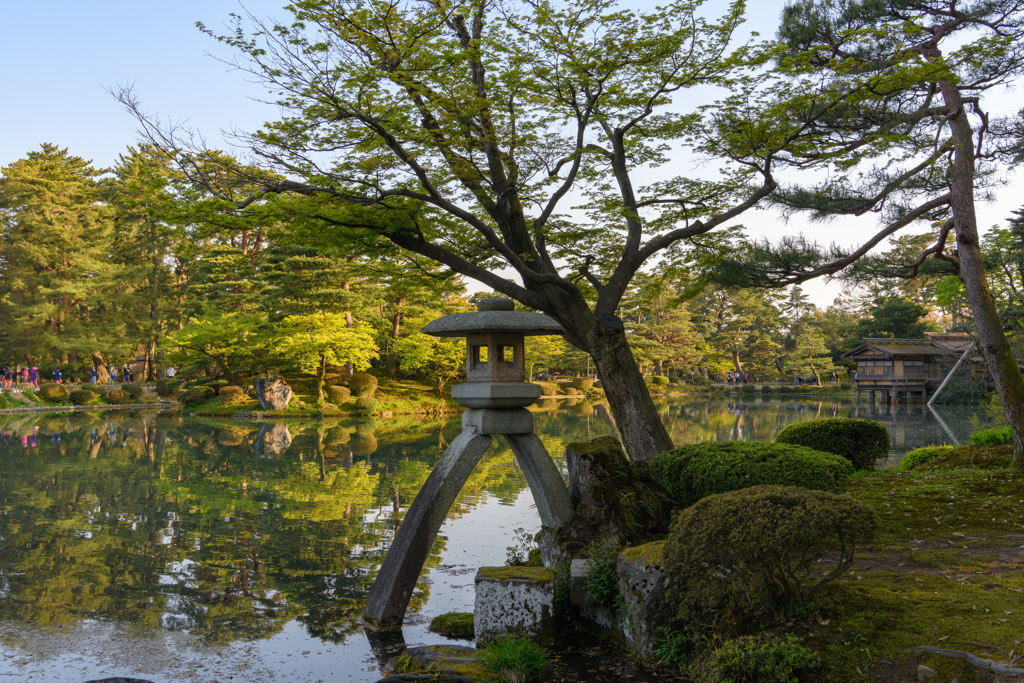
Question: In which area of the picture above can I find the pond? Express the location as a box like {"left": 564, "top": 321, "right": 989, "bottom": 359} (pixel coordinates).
{"left": 0, "top": 396, "right": 994, "bottom": 682}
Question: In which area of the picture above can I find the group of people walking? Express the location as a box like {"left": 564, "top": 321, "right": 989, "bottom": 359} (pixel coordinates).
{"left": 0, "top": 362, "right": 138, "bottom": 389}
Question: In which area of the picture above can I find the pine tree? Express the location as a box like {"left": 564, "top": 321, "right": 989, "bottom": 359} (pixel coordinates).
{"left": 0, "top": 145, "right": 122, "bottom": 370}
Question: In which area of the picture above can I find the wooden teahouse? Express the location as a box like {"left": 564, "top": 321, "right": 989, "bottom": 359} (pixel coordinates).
{"left": 844, "top": 333, "right": 975, "bottom": 403}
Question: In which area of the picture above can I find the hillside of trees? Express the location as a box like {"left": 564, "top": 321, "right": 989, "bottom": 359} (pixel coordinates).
{"left": 3, "top": 144, "right": 1024, "bottom": 393}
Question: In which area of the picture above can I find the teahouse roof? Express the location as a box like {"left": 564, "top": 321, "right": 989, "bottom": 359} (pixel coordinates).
{"left": 421, "top": 310, "right": 564, "bottom": 338}
{"left": 843, "top": 337, "right": 974, "bottom": 360}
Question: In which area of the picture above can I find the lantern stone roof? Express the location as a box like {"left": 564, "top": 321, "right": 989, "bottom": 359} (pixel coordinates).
{"left": 421, "top": 311, "right": 564, "bottom": 337}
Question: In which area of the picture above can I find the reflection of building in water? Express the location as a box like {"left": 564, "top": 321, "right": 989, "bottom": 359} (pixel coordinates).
{"left": 845, "top": 333, "right": 976, "bottom": 403}
{"left": 851, "top": 402, "right": 963, "bottom": 464}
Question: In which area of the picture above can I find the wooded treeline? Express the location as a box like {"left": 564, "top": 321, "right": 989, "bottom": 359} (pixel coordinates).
{"left": 3, "top": 143, "right": 1024, "bottom": 392}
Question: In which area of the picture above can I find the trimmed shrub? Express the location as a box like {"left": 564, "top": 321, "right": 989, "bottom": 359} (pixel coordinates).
{"left": 649, "top": 441, "right": 854, "bottom": 508}
{"left": 562, "top": 386, "right": 580, "bottom": 396}
{"left": 538, "top": 383, "right": 558, "bottom": 397}
{"left": 664, "top": 486, "right": 878, "bottom": 636}
{"left": 740, "top": 383, "right": 756, "bottom": 393}
{"left": 572, "top": 377, "right": 594, "bottom": 391}
{"left": 155, "top": 378, "right": 176, "bottom": 396}
{"left": 699, "top": 634, "right": 820, "bottom": 683}
{"left": 651, "top": 375, "right": 670, "bottom": 386}
{"left": 970, "top": 425, "right": 1013, "bottom": 447}
{"left": 219, "top": 385, "right": 246, "bottom": 404}
{"left": 181, "top": 385, "right": 215, "bottom": 406}
{"left": 668, "top": 377, "right": 681, "bottom": 385}
{"left": 68, "top": 389, "right": 96, "bottom": 405}
{"left": 107, "top": 390, "right": 129, "bottom": 405}
{"left": 38, "top": 383, "right": 69, "bottom": 402}
{"left": 327, "top": 385, "right": 351, "bottom": 404}
{"left": 355, "top": 396, "right": 378, "bottom": 415}
{"left": 348, "top": 372, "right": 378, "bottom": 398}
{"left": 775, "top": 418, "right": 889, "bottom": 470}
{"left": 204, "top": 379, "right": 230, "bottom": 393}
{"left": 121, "top": 383, "right": 144, "bottom": 400}
{"left": 897, "top": 445, "right": 956, "bottom": 472}
{"left": 760, "top": 384, "right": 774, "bottom": 394}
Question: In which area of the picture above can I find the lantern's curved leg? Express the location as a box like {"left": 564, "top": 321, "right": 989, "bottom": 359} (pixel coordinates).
{"left": 504, "top": 432, "right": 575, "bottom": 529}
{"left": 362, "top": 428, "right": 492, "bottom": 630}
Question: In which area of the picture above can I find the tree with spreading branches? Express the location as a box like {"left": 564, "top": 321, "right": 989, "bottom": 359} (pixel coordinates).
{"left": 116, "top": 0, "right": 798, "bottom": 461}
{"left": 712, "top": 0, "right": 1024, "bottom": 468}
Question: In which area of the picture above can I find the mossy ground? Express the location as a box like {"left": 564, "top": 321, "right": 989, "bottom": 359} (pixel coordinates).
{"left": 780, "top": 444, "right": 1024, "bottom": 682}
{"left": 477, "top": 566, "right": 555, "bottom": 582}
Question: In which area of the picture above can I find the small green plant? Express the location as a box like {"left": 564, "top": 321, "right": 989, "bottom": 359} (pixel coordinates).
{"left": 505, "top": 528, "right": 535, "bottom": 566}
{"left": 702, "top": 634, "right": 819, "bottom": 683}
{"left": 651, "top": 375, "right": 670, "bottom": 386}
{"left": 970, "top": 425, "right": 1013, "bottom": 447}
{"left": 655, "top": 628, "right": 695, "bottom": 671}
{"left": 897, "top": 445, "right": 955, "bottom": 471}
{"left": 480, "top": 636, "right": 549, "bottom": 682}
{"left": 585, "top": 539, "right": 620, "bottom": 609}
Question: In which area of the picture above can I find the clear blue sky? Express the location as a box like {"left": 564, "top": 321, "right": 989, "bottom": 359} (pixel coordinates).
{"left": 4, "top": 1, "right": 1020, "bottom": 307}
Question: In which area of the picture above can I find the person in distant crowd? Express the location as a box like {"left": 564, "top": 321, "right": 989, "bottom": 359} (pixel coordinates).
{"left": 122, "top": 363, "right": 131, "bottom": 383}
{"left": 108, "top": 363, "right": 116, "bottom": 384}
{"left": 21, "top": 367, "right": 28, "bottom": 384}
{"left": 0, "top": 365, "right": 8, "bottom": 388}
{"left": 166, "top": 366, "right": 176, "bottom": 379}
{"left": 53, "top": 366, "right": 62, "bottom": 384}
{"left": 91, "top": 365, "right": 98, "bottom": 384}
{"left": 29, "top": 366, "right": 39, "bottom": 389}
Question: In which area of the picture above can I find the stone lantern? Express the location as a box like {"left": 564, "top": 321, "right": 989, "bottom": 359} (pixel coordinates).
{"left": 362, "top": 298, "right": 575, "bottom": 631}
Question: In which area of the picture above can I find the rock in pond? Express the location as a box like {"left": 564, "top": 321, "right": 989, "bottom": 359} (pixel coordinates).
{"left": 474, "top": 566, "right": 555, "bottom": 644}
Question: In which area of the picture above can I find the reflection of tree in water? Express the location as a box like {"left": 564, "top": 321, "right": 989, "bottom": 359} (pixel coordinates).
{"left": 0, "top": 410, "right": 558, "bottom": 647}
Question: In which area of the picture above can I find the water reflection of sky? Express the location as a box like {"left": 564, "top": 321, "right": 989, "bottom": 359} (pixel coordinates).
{"left": 0, "top": 398, "right": 997, "bottom": 681}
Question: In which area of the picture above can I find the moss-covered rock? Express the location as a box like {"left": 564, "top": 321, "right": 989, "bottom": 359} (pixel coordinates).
{"left": 556, "top": 436, "right": 671, "bottom": 551}
{"left": 775, "top": 417, "right": 889, "bottom": 470}
{"left": 428, "top": 612, "right": 474, "bottom": 639}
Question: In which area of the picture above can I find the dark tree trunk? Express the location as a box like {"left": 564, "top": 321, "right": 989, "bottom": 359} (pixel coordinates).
{"left": 926, "top": 53, "right": 1024, "bottom": 471}
{"left": 557, "top": 307, "right": 673, "bottom": 462}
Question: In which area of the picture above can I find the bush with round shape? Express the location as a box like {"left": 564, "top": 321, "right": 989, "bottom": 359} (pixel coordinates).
{"left": 121, "top": 383, "right": 144, "bottom": 400}
{"left": 668, "top": 377, "right": 681, "bottom": 385}
{"left": 538, "top": 383, "right": 557, "bottom": 397}
{"left": 69, "top": 389, "right": 97, "bottom": 406}
{"left": 107, "top": 390, "right": 129, "bottom": 405}
{"left": 760, "top": 384, "right": 774, "bottom": 394}
{"left": 699, "top": 634, "right": 820, "bottom": 683}
{"left": 572, "top": 378, "right": 594, "bottom": 391}
{"left": 649, "top": 440, "right": 853, "bottom": 508}
{"left": 327, "top": 385, "right": 351, "bottom": 404}
{"left": 38, "top": 383, "right": 69, "bottom": 403}
{"left": 897, "top": 445, "right": 955, "bottom": 472}
{"left": 181, "top": 386, "right": 215, "bottom": 406}
{"left": 740, "top": 383, "right": 756, "bottom": 393}
{"left": 664, "top": 486, "right": 878, "bottom": 636}
{"left": 562, "top": 386, "right": 580, "bottom": 396}
{"left": 219, "top": 385, "right": 246, "bottom": 404}
{"left": 155, "top": 379, "right": 177, "bottom": 396}
{"left": 355, "top": 396, "right": 378, "bottom": 415}
{"left": 651, "top": 375, "right": 670, "bottom": 386}
{"left": 775, "top": 418, "right": 889, "bottom": 470}
{"left": 348, "top": 372, "right": 378, "bottom": 397}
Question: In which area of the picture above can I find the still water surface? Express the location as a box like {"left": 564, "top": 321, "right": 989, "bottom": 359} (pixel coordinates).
{"left": 0, "top": 396, "right": 993, "bottom": 681}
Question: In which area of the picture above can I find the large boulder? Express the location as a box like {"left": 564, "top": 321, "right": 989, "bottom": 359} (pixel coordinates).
{"left": 254, "top": 376, "right": 293, "bottom": 410}
{"left": 256, "top": 423, "right": 292, "bottom": 457}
